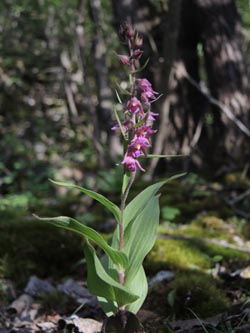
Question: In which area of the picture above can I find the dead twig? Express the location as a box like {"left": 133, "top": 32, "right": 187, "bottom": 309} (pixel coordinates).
{"left": 175, "top": 63, "right": 250, "bottom": 138}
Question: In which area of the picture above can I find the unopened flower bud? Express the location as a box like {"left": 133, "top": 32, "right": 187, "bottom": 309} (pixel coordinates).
{"left": 117, "top": 54, "right": 130, "bottom": 65}
{"left": 132, "top": 49, "right": 143, "bottom": 60}
{"left": 119, "top": 22, "right": 135, "bottom": 40}
{"left": 135, "top": 34, "right": 143, "bottom": 48}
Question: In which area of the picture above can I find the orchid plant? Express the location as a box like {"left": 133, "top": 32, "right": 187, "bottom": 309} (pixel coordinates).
{"left": 35, "top": 23, "right": 184, "bottom": 331}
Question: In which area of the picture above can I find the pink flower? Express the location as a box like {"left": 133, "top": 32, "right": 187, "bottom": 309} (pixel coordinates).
{"left": 126, "top": 97, "right": 144, "bottom": 116}
{"left": 111, "top": 119, "right": 133, "bottom": 132}
{"left": 128, "top": 135, "right": 150, "bottom": 157}
{"left": 122, "top": 154, "right": 145, "bottom": 172}
{"left": 135, "top": 125, "right": 157, "bottom": 138}
{"left": 137, "top": 78, "right": 158, "bottom": 106}
{"left": 147, "top": 112, "right": 158, "bottom": 123}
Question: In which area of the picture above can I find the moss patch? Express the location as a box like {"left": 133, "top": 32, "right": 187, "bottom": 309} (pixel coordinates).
{"left": 0, "top": 213, "right": 84, "bottom": 288}
{"left": 144, "top": 270, "right": 229, "bottom": 320}
{"left": 167, "top": 271, "right": 229, "bottom": 318}
{"left": 146, "top": 238, "right": 212, "bottom": 272}
{"left": 146, "top": 237, "right": 250, "bottom": 274}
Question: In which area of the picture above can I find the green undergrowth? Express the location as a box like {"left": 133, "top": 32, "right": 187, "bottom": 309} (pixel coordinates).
{"left": 159, "top": 214, "right": 247, "bottom": 244}
{"left": 39, "top": 291, "right": 78, "bottom": 315}
{"left": 145, "top": 270, "right": 229, "bottom": 320}
{"left": 146, "top": 237, "right": 250, "bottom": 273}
{"left": 0, "top": 209, "right": 84, "bottom": 288}
{"left": 145, "top": 234, "right": 250, "bottom": 319}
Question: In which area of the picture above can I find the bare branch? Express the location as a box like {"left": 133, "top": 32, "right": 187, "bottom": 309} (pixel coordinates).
{"left": 175, "top": 63, "right": 250, "bottom": 138}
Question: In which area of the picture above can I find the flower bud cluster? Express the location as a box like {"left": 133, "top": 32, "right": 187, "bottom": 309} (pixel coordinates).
{"left": 117, "top": 23, "right": 144, "bottom": 66}
{"left": 113, "top": 24, "right": 158, "bottom": 172}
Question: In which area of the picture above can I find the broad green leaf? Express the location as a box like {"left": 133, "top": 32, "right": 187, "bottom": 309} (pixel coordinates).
{"left": 49, "top": 179, "right": 122, "bottom": 223}
{"left": 84, "top": 243, "right": 139, "bottom": 307}
{"left": 124, "top": 195, "right": 160, "bottom": 279}
{"left": 84, "top": 243, "right": 116, "bottom": 303}
{"left": 125, "top": 266, "right": 148, "bottom": 314}
{"left": 34, "top": 215, "right": 127, "bottom": 269}
{"left": 98, "top": 297, "right": 118, "bottom": 317}
{"left": 124, "top": 173, "right": 186, "bottom": 229}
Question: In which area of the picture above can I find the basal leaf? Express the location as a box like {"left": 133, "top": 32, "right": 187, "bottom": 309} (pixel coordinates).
{"left": 125, "top": 265, "right": 148, "bottom": 314}
{"left": 34, "top": 215, "right": 127, "bottom": 270}
{"left": 49, "top": 179, "right": 122, "bottom": 223}
{"left": 124, "top": 195, "right": 160, "bottom": 279}
{"left": 84, "top": 243, "right": 139, "bottom": 307}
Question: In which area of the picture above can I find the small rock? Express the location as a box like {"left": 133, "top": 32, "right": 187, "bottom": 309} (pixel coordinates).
{"left": 24, "top": 276, "right": 56, "bottom": 297}
{"left": 148, "top": 270, "right": 174, "bottom": 287}
{"left": 58, "top": 317, "right": 102, "bottom": 333}
{"left": 37, "top": 321, "right": 56, "bottom": 331}
{"left": 8, "top": 294, "right": 33, "bottom": 317}
{"left": 57, "top": 279, "right": 97, "bottom": 305}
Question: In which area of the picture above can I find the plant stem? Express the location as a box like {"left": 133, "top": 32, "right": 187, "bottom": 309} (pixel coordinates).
{"left": 118, "top": 170, "right": 136, "bottom": 286}
{"left": 117, "top": 37, "right": 137, "bottom": 289}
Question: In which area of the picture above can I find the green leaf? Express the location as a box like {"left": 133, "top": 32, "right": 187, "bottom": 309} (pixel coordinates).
{"left": 115, "top": 89, "right": 122, "bottom": 104}
{"left": 34, "top": 215, "right": 127, "bottom": 270}
{"left": 167, "top": 289, "right": 176, "bottom": 308}
{"left": 125, "top": 266, "right": 148, "bottom": 314}
{"left": 131, "top": 58, "right": 150, "bottom": 74}
{"left": 49, "top": 179, "right": 122, "bottom": 223}
{"left": 146, "top": 154, "right": 186, "bottom": 158}
{"left": 124, "top": 173, "right": 186, "bottom": 229}
{"left": 122, "top": 172, "right": 131, "bottom": 195}
{"left": 124, "top": 195, "right": 160, "bottom": 279}
{"left": 161, "top": 206, "right": 180, "bottom": 221}
{"left": 84, "top": 243, "right": 139, "bottom": 308}
{"left": 113, "top": 106, "right": 127, "bottom": 140}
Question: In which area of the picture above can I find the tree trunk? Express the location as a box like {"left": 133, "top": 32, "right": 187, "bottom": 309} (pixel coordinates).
{"left": 89, "top": 0, "right": 121, "bottom": 160}
{"left": 174, "top": 0, "right": 250, "bottom": 170}
{"left": 112, "top": 0, "right": 250, "bottom": 174}
{"left": 197, "top": 0, "right": 250, "bottom": 163}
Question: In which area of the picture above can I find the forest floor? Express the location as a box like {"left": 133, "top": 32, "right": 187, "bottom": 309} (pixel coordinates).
{"left": 1, "top": 171, "right": 250, "bottom": 332}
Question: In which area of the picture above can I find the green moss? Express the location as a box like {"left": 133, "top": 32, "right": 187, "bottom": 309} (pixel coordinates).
{"left": 144, "top": 270, "right": 229, "bottom": 320}
{"left": 167, "top": 271, "right": 229, "bottom": 318}
{"left": 146, "top": 238, "right": 212, "bottom": 272}
{"left": 180, "top": 215, "right": 235, "bottom": 242}
{"left": 146, "top": 237, "right": 250, "bottom": 274}
{"left": 224, "top": 172, "right": 250, "bottom": 187}
{"left": 0, "top": 216, "right": 84, "bottom": 288}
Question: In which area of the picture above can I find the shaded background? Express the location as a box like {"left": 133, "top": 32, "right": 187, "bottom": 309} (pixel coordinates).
{"left": 1, "top": 0, "right": 249, "bottom": 200}
{"left": 0, "top": 0, "right": 250, "bottom": 308}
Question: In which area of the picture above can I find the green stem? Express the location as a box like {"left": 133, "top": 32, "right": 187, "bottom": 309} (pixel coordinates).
{"left": 118, "top": 171, "right": 136, "bottom": 287}
{"left": 117, "top": 38, "right": 137, "bottom": 291}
